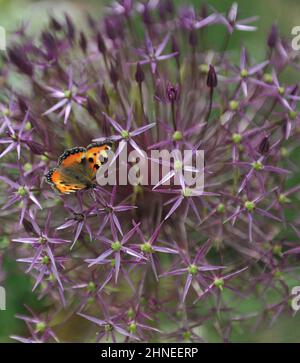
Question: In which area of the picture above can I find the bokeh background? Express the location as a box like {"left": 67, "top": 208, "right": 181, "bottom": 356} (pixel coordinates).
{"left": 0, "top": 0, "right": 299, "bottom": 342}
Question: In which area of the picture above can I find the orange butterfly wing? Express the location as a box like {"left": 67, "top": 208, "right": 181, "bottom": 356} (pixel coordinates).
{"left": 45, "top": 168, "right": 87, "bottom": 194}
{"left": 46, "top": 147, "right": 88, "bottom": 194}
{"left": 57, "top": 147, "right": 87, "bottom": 167}
{"left": 86, "top": 141, "right": 113, "bottom": 175}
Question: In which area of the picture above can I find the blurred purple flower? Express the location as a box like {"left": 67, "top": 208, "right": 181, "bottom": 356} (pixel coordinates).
{"left": 42, "top": 69, "right": 87, "bottom": 124}
{"left": 133, "top": 33, "right": 178, "bottom": 74}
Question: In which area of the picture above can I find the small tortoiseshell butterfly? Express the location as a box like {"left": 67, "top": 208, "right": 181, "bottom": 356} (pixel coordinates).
{"left": 45, "top": 141, "right": 113, "bottom": 194}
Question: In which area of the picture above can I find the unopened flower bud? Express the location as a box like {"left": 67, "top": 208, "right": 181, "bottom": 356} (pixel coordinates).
{"left": 50, "top": 17, "right": 62, "bottom": 31}
{"left": 207, "top": 65, "right": 218, "bottom": 88}
{"left": 267, "top": 24, "right": 278, "bottom": 48}
{"left": 18, "top": 97, "right": 28, "bottom": 113}
{"left": 27, "top": 140, "right": 45, "bottom": 155}
{"left": 86, "top": 96, "right": 97, "bottom": 117}
{"left": 105, "top": 17, "right": 117, "bottom": 41}
{"left": 79, "top": 32, "right": 87, "bottom": 53}
{"left": 8, "top": 46, "right": 33, "bottom": 76}
{"left": 65, "top": 14, "right": 75, "bottom": 43}
{"left": 142, "top": 5, "right": 152, "bottom": 25}
{"left": 166, "top": 83, "right": 180, "bottom": 103}
{"left": 135, "top": 62, "right": 145, "bottom": 84}
{"left": 110, "top": 66, "right": 119, "bottom": 84}
{"left": 259, "top": 136, "right": 270, "bottom": 155}
{"left": 97, "top": 32, "right": 106, "bottom": 54}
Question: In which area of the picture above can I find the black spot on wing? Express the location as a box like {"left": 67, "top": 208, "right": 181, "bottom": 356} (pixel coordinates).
{"left": 100, "top": 155, "right": 108, "bottom": 164}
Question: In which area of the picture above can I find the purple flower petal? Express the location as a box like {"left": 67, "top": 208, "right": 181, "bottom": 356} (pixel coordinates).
{"left": 182, "top": 274, "right": 193, "bottom": 302}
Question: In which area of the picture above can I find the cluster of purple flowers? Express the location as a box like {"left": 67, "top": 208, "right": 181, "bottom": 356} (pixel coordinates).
{"left": 1, "top": 0, "right": 300, "bottom": 342}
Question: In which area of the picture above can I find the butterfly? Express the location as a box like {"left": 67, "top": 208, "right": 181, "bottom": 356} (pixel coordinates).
{"left": 45, "top": 141, "right": 113, "bottom": 194}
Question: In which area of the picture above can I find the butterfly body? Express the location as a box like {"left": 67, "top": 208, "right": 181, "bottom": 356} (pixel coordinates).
{"left": 45, "top": 141, "right": 112, "bottom": 194}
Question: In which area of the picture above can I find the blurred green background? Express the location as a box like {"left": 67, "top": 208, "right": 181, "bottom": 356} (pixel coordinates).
{"left": 0, "top": 0, "right": 300, "bottom": 342}
{"left": 0, "top": 0, "right": 299, "bottom": 56}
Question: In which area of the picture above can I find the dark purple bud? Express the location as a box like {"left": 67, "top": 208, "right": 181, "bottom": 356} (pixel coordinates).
{"left": 22, "top": 219, "right": 35, "bottom": 235}
{"left": 18, "top": 97, "right": 28, "bottom": 113}
{"left": 41, "top": 31, "right": 57, "bottom": 59}
{"left": 158, "top": 2, "right": 167, "bottom": 21}
{"left": 282, "top": 121, "right": 287, "bottom": 137}
{"left": 165, "top": 0, "right": 174, "bottom": 14}
{"left": 41, "top": 31, "right": 56, "bottom": 50}
{"left": 110, "top": 66, "right": 119, "bottom": 84}
{"left": 259, "top": 136, "right": 270, "bottom": 155}
{"left": 267, "top": 24, "right": 278, "bottom": 48}
{"left": 8, "top": 46, "right": 33, "bottom": 76}
{"left": 188, "top": 29, "right": 197, "bottom": 47}
{"left": 207, "top": 65, "right": 218, "bottom": 88}
{"left": 114, "top": 17, "right": 125, "bottom": 40}
{"left": 86, "top": 14, "right": 96, "bottom": 30}
{"left": 158, "top": 0, "right": 174, "bottom": 20}
{"left": 290, "top": 85, "right": 298, "bottom": 96}
{"left": 26, "top": 140, "right": 46, "bottom": 155}
{"left": 142, "top": 5, "right": 152, "bottom": 25}
{"left": 167, "top": 83, "right": 180, "bottom": 103}
{"left": 79, "top": 32, "right": 87, "bottom": 53}
{"left": 65, "top": 14, "right": 75, "bottom": 42}
{"left": 97, "top": 32, "right": 106, "bottom": 54}
{"left": 86, "top": 96, "right": 97, "bottom": 117}
{"left": 135, "top": 62, "right": 145, "bottom": 84}
{"left": 50, "top": 17, "right": 62, "bottom": 31}
{"left": 101, "top": 85, "right": 110, "bottom": 107}
{"left": 105, "top": 17, "right": 117, "bottom": 41}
